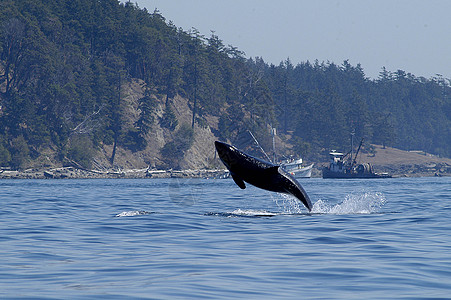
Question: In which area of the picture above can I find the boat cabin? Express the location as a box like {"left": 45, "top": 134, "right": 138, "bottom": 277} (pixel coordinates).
{"left": 328, "top": 150, "right": 345, "bottom": 173}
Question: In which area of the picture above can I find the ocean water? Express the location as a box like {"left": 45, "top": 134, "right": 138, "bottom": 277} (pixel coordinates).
{"left": 0, "top": 177, "right": 450, "bottom": 299}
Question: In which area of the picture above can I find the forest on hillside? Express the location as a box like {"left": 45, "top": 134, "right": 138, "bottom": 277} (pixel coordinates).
{"left": 0, "top": 0, "right": 450, "bottom": 169}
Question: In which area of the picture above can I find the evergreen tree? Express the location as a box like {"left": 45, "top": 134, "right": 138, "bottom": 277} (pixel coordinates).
{"left": 0, "top": 0, "right": 449, "bottom": 170}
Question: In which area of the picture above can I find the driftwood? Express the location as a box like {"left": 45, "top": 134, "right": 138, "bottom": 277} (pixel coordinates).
{"left": 0, "top": 167, "right": 230, "bottom": 179}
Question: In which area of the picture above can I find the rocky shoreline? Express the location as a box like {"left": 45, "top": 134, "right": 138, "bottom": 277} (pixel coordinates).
{"left": 1, "top": 162, "right": 450, "bottom": 180}
{"left": 0, "top": 167, "right": 230, "bottom": 179}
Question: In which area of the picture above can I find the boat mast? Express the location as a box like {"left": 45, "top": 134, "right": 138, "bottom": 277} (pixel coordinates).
{"left": 352, "top": 138, "right": 364, "bottom": 167}
{"left": 272, "top": 127, "right": 276, "bottom": 163}
{"left": 351, "top": 130, "right": 355, "bottom": 165}
{"left": 247, "top": 130, "right": 272, "bottom": 162}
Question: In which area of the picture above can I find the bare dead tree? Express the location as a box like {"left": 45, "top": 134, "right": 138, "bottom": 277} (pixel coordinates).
{"left": 71, "top": 105, "right": 104, "bottom": 135}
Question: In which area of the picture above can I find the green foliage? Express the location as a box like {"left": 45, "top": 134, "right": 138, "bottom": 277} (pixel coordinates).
{"left": 136, "top": 89, "right": 155, "bottom": 134}
{"left": 66, "top": 135, "right": 95, "bottom": 169}
{"left": 264, "top": 60, "right": 451, "bottom": 158}
{"left": 10, "top": 135, "right": 29, "bottom": 170}
{"left": 160, "top": 104, "right": 178, "bottom": 131}
{"left": 160, "top": 142, "right": 178, "bottom": 168}
{"left": 0, "top": 143, "right": 11, "bottom": 166}
{"left": 0, "top": 0, "right": 449, "bottom": 172}
{"left": 119, "top": 128, "right": 147, "bottom": 152}
{"left": 218, "top": 104, "right": 245, "bottom": 141}
{"left": 161, "top": 123, "right": 194, "bottom": 169}
{"left": 292, "top": 136, "right": 312, "bottom": 158}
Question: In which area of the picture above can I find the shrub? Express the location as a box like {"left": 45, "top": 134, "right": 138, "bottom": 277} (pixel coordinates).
{"left": 10, "top": 136, "right": 30, "bottom": 170}
{"left": 160, "top": 124, "right": 194, "bottom": 169}
{"left": 67, "top": 135, "right": 96, "bottom": 169}
{"left": 0, "top": 143, "right": 11, "bottom": 166}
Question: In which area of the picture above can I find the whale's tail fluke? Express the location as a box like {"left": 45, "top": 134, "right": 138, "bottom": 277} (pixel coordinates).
{"left": 290, "top": 185, "right": 312, "bottom": 212}
{"left": 278, "top": 167, "right": 312, "bottom": 211}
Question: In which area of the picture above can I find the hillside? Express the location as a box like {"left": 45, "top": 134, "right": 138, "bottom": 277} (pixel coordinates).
{"left": 0, "top": 0, "right": 450, "bottom": 173}
{"left": 312, "top": 144, "right": 451, "bottom": 177}
{"left": 87, "top": 78, "right": 285, "bottom": 171}
{"left": 35, "top": 78, "right": 222, "bottom": 171}
{"left": 359, "top": 145, "right": 451, "bottom": 177}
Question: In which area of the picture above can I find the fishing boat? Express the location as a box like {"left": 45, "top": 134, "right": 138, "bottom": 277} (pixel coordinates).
{"left": 248, "top": 130, "right": 313, "bottom": 178}
{"left": 322, "top": 138, "right": 391, "bottom": 179}
{"left": 280, "top": 157, "right": 314, "bottom": 178}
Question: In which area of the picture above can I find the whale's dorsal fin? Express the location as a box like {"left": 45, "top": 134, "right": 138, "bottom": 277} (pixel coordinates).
{"left": 231, "top": 173, "right": 246, "bottom": 189}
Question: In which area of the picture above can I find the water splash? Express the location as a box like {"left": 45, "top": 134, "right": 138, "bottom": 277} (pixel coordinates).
{"left": 115, "top": 211, "right": 152, "bottom": 217}
{"left": 312, "top": 192, "right": 387, "bottom": 214}
{"left": 206, "top": 209, "right": 279, "bottom": 217}
{"left": 273, "top": 194, "right": 305, "bottom": 214}
{"left": 229, "top": 209, "right": 277, "bottom": 217}
{"left": 209, "top": 191, "right": 387, "bottom": 217}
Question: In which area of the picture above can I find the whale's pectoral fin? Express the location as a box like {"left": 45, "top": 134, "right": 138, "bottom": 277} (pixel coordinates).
{"left": 231, "top": 173, "right": 246, "bottom": 189}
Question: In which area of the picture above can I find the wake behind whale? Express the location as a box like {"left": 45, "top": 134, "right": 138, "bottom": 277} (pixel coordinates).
{"left": 312, "top": 192, "right": 387, "bottom": 214}
{"left": 206, "top": 191, "right": 387, "bottom": 218}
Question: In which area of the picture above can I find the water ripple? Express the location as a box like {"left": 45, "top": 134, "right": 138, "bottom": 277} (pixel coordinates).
{"left": 0, "top": 178, "right": 450, "bottom": 299}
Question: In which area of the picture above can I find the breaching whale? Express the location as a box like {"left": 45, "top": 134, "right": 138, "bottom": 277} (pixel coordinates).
{"left": 215, "top": 141, "right": 312, "bottom": 211}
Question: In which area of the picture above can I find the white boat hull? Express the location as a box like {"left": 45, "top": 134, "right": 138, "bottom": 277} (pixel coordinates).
{"left": 284, "top": 163, "right": 314, "bottom": 178}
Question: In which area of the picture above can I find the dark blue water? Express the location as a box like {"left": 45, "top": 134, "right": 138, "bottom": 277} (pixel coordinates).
{"left": 1, "top": 177, "right": 450, "bottom": 299}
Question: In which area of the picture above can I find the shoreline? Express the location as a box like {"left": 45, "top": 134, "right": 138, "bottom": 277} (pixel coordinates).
{"left": 0, "top": 165, "right": 449, "bottom": 179}
{"left": 0, "top": 167, "right": 230, "bottom": 179}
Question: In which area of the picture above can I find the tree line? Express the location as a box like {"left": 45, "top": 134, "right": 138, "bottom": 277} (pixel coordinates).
{"left": 0, "top": 0, "right": 449, "bottom": 169}
{"left": 264, "top": 59, "right": 450, "bottom": 159}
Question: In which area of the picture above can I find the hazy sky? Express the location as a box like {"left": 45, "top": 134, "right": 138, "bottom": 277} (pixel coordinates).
{"left": 133, "top": 0, "right": 450, "bottom": 79}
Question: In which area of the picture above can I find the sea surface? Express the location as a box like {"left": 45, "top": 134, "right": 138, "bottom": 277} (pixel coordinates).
{"left": 1, "top": 177, "right": 450, "bottom": 299}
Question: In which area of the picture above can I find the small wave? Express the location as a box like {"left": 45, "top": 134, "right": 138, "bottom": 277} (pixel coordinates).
{"left": 206, "top": 209, "right": 281, "bottom": 218}
{"left": 115, "top": 210, "right": 152, "bottom": 217}
{"left": 230, "top": 209, "right": 277, "bottom": 217}
{"left": 312, "top": 192, "right": 387, "bottom": 214}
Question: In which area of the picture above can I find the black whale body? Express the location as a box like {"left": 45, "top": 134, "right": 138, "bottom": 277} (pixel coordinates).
{"left": 215, "top": 141, "right": 312, "bottom": 211}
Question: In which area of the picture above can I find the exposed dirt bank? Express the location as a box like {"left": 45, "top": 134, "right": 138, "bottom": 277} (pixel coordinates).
{"left": 312, "top": 144, "right": 451, "bottom": 177}
{"left": 2, "top": 145, "right": 450, "bottom": 179}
